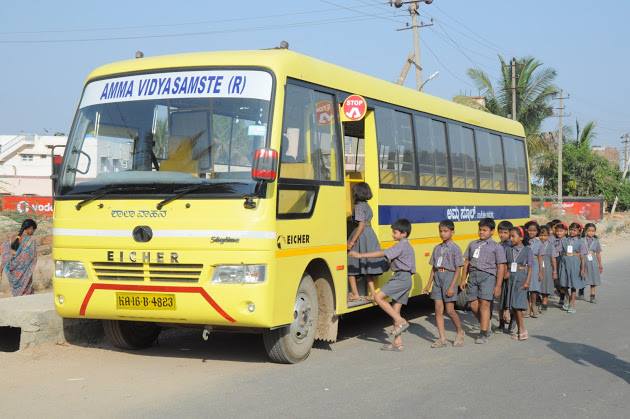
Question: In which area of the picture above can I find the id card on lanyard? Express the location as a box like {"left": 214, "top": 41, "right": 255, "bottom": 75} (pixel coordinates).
{"left": 511, "top": 247, "right": 522, "bottom": 273}
{"left": 587, "top": 239, "right": 594, "bottom": 261}
{"left": 472, "top": 241, "right": 486, "bottom": 259}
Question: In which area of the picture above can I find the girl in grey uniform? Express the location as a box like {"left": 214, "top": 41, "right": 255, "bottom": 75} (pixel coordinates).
{"left": 349, "top": 219, "right": 415, "bottom": 352}
{"left": 537, "top": 226, "right": 558, "bottom": 311}
{"left": 525, "top": 221, "right": 541, "bottom": 318}
{"left": 553, "top": 222, "right": 568, "bottom": 307}
{"left": 582, "top": 223, "right": 603, "bottom": 303}
{"left": 505, "top": 226, "right": 533, "bottom": 341}
{"left": 559, "top": 222, "right": 586, "bottom": 314}
{"left": 347, "top": 182, "right": 388, "bottom": 302}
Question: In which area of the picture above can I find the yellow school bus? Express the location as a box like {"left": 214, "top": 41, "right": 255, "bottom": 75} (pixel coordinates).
{"left": 52, "top": 49, "right": 530, "bottom": 363}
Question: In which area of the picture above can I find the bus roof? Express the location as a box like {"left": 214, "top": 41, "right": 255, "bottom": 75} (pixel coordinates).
{"left": 85, "top": 49, "right": 525, "bottom": 138}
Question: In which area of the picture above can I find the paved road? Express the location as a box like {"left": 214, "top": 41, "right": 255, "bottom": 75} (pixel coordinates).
{"left": 2, "top": 244, "right": 629, "bottom": 418}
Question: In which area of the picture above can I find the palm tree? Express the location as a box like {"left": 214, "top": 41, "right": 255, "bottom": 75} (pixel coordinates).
{"left": 454, "top": 56, "right": 558, "bottom": 159}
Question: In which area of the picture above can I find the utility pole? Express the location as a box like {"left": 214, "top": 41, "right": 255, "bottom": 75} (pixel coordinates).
{"left": 391, "top": 0, "right": 434, "bottom": 91}
{"left": 511, "top": 57, "right": 517, "bottom": 120}
{"left": 611, "top": 133, "right": 630, "bottom": 215}
{"left": 553, "top": 90, "right": 570, "bottom": 205}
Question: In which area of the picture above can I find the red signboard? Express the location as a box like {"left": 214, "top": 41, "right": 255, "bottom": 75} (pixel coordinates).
{"left": 342, "top": 95, "right": 367, "bottom": 121}
{"left": 315, "top": 100, "right": 333, "bottom": 125}
{"left": 2, "top": 196, "right": 54, "bottom": 215}
{"left": 534, "top": 198, "right": 603, "bottom": 221}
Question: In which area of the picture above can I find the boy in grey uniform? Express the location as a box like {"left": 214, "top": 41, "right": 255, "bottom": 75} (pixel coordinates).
{"left": 462, "top": 218, "right": 507, "bottom": 344}
{"left": 349, "top": 219, "right": 415, "bottom": 351}
{"left": 423, "top": 220, "right": 465, "bottom": 348}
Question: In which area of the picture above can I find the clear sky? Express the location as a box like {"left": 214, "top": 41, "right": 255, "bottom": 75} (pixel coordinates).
{"left": 1, "top": 0, "right": 628, "bottom": 149}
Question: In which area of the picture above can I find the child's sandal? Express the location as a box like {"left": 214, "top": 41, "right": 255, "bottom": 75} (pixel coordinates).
{"left": 381, "top": 343, "right": 404, "bottom": 352}
{"left": 453, "top": 335, "right": 465, "bottom": 347}
{"left": 390, "top": 321, "right": 409, "bottom": 337}
{"left": 431, "top": 339, "right": 449, "bottom": 348}
{"left": 519, "top": 331, "right": 529, "bottom": 341}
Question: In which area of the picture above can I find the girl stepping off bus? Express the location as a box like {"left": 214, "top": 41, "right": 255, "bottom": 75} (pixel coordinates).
{"left": 347, "top": 182, "right": 388, "bottom": 302}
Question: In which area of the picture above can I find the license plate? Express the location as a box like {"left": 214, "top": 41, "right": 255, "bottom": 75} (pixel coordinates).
{"left": 116, "top": 293, "right": 176, "bottom": 310}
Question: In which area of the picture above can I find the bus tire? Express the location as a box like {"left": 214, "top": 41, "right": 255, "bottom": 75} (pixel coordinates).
{"left": 263, "top": 275, "right": 319, "bottom": 364}
{"left": 103, "top": 320, "right": 161, "bottom": 350}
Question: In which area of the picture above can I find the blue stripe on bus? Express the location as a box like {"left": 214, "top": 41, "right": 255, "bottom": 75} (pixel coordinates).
{"left": 378, "top": 205, "right": 530, "bottom": 225}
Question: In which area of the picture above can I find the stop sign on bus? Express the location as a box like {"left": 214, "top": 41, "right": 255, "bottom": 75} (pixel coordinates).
{"left": 342, "top": 95, "right": 367, "bottom": 121}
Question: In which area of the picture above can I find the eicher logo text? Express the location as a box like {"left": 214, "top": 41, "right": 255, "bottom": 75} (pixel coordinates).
{"left": 107, "top": 251, "right": 179, "bottom": 264}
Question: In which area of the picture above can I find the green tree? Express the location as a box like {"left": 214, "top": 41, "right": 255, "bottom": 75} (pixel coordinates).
{"left": 454, "top": 56, "right": 558, "bottom": 159}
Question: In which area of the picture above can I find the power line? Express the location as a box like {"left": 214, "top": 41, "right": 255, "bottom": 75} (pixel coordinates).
{"left": 320, "top": 0, "right": 406, "bottom": 24}
{"left": 0, "top": 7, "right": 344, "bottom": 36}
{"left": 0, "top": 14, "right": 393, "bottom": 44}
{"left": 421, "top": 37, "right": 475, "bottom": 89}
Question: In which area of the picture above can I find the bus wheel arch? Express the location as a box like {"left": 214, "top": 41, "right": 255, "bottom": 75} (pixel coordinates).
{"left": 305, "top": 258, "right": 338, "bottom": 342}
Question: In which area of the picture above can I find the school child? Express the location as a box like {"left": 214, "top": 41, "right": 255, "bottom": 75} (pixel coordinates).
{"left": 347, "top": 182, "right": 388, "bottom": 302}
{"left": 524, "top": 221, "right": 541, "bottom": 318}
{"left": 559, "top": 222, "right": 586, "bottom": 314}
{"left": 462, "top": 218, "right": 507, "bottom": 344}
{"left": 422, "top": 220, "right": 465, "bottom": 348}
{"left": 582, "top": 223, "right": 603, "bottom": 303}
{"left": 505, "top": 226, "right": 534, "bottom": 341}
{"left": 349, "top": 219, "right": 415, "bottom": 351}
{"left": 537, "top": 225, "right": 558, "bottom": 311}
{"left": 553, "top": 222, "right": 568, "bottom": 306}
{"left": 496, "top": 220, "right": 513, "bottom": 332}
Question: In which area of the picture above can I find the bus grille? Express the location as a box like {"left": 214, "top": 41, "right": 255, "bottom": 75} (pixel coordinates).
{"left": 92, "top": 262, "right": 203, "bottom": 282}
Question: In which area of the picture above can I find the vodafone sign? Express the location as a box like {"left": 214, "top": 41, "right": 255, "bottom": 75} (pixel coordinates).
{"left": 2, "top": 196, "right": 54, "bottom": 215}
{"left": 342, "top": 95, "right": 367, "bottom": 121}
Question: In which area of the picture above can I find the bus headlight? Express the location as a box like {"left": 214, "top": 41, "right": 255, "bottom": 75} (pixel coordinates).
{"left": 55, "top": 261, "right": 88, "bottom": 279}
{"left": 212, "top": 265, "right": 266, "bottom": 284}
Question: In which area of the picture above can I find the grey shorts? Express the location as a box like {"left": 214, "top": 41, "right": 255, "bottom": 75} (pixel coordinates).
{"left": 381, "top": 271, "right": 412, "bottom": 305}
{"left": 467, "top": 270, "right": 496, "bottom": 302}
{"left": 431, "top": 270, "right": 458, "bottom": 303}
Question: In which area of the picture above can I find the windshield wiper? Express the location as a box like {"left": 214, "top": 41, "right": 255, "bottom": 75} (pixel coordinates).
{"left": 75, "top": 185, "right": 126, "bottom": 210}
{"left": 156, "top": 182, "right": 242, "bottom": 210}
{"left": 75, "top": 185, "right": 158, "bottom": 210}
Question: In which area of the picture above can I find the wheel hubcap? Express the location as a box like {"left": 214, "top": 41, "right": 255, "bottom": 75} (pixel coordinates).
{"left": 290, "top": 291, "right": 312, "bottom": 343}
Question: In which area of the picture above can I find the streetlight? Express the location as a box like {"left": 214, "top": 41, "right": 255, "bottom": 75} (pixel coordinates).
{"left": 419, "top": 71, "right": 439, "bottom": 90}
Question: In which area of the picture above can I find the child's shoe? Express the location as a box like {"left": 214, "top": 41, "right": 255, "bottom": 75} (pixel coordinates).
{"left": 567, "top": 307, "right": 576, "bottom": 314}
{"left": 474, "top": 334, "right": 488, "bottom": 344}
{"left": 590, "top": 296, "right": 597, "bottom": 304}
{"left": 562, "top": 302, "right": 570, "bottom": 311}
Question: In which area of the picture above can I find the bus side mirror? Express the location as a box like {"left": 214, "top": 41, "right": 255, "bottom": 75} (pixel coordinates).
{"left": 50, "top": 144, "right": 65, "bottom": 195}
{"left": 251, "top": 148, "right": 278, "bottom": 182}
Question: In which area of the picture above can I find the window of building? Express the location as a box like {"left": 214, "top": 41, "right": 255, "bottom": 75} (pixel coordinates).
{"left": 21, "top": 154, "right": 34, "bottom": 162}
{"left": 476, "top": 130, "right": 506, "bottom": 191}
{"left": 415, "top": 116, "right": 449, "bottom": 188}
{"left": 503, "top": 136, "right": 529, "bottom": 192}
{"left": 280, "top": 84, "right": 341, "bottom": 182}
{"left": 376, "top": 107, "right": 416, "bottom": 186}
{"left": 448, "top": 124, "right": 477, "bottom": 189}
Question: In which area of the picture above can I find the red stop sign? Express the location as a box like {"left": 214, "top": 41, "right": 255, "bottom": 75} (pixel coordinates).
{"left": 343, "top": 95, "right": 367, "bottom": 121}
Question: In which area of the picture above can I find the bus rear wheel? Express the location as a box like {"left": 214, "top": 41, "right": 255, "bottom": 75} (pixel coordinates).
{"left": 103, "top": 320, "right": 161, "bottom": 350}
{"left": 263, "top": 275, "right": 319, "bottom": 364}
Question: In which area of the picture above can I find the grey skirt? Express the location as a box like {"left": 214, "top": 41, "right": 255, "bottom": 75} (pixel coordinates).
{"left": 540, "top": 255, "right": 556, "bottom": 295}
{"left": 508, "top": 271, "right": 529, "bottom": 310}
{"left": 529, "top": 257, "right": 540, "bottom": 293}
{"left": 584, "top": 257, "right": 601, "bottom": 286}
{"left": 347, "top": 225, "right": 388, "bottom": 276}
{"left": 559, "top": 255, "right": 585, "bottom": 290}
{"left": 381, "top": 271, "right": 412, "bottom": 305}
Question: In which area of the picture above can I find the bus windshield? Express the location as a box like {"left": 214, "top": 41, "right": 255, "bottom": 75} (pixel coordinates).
{"left": 59, "top": 69, "right": 273, "bottom": 197}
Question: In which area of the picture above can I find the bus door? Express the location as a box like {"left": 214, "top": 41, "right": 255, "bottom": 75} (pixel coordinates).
{"left": 342, "top": 109, "right": 379, "bottom": 306}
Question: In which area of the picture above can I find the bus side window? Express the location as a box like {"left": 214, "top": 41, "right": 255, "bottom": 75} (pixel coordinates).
{"left": 476, "top": 130, "right": 506, "bottom": 191}
{"left": 503, "top": 136, "right": 528, "bottom": 192}
{"left": 448, "top": 124, "right": 477, "bottom": 190}
{"left": 375, "top": 107, "right": 416, "bottom": 186}
{"left": 415, "top": 115, "right": 449, "bottom": 188}
{"left": 280, "top": 84, "right": 341, "bottom": 182}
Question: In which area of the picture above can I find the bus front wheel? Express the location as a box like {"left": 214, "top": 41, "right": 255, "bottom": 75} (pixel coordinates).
{"left": 103, "top": 320, "right": 161, "bottom": 350}
{"left": 263, "top": 275, "right": 319, "bottom": 364}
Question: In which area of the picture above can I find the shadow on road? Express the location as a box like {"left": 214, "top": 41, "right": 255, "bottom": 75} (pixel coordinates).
{"left": 534, "top": 335, "right": 630, "bottom": 384}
